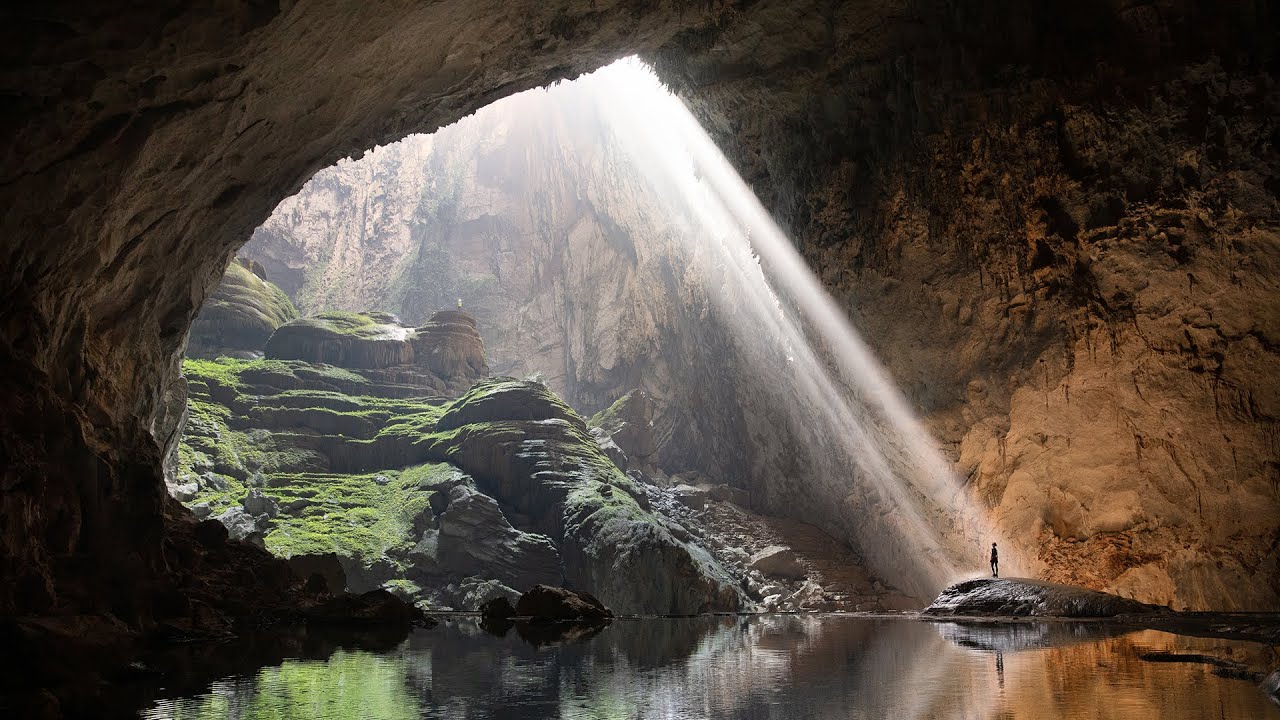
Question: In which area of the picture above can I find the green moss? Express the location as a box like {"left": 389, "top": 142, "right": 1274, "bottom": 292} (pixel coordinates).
{"left": 258, "top": 464, "right": 449, "bottom": 560}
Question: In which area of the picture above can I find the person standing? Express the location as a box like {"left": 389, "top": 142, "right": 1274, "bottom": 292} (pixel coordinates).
{"left": 990, "top": 542, "right": 999, "bottom": 578}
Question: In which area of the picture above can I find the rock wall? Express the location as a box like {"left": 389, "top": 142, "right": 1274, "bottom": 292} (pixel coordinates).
{"left": 659, "top": 0, "right": 1280, "bottom": 609}
{"left": 241, "top": 76, "right": 754, "bottom": 482}
{"left": 0, "top": 0, "right": 730, "bottom": 619}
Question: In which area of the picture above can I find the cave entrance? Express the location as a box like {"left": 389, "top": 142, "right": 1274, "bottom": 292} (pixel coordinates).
{"left": 171, "top": 58, "right": 989, "bottom": 614}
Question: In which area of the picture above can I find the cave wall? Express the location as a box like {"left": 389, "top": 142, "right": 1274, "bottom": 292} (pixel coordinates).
{"left": 658, "top": 0, "right": 1280, "bottom": 609}
{"left": 0, "top": 0, "right": 730, "bottom": 617}
{"left": 1, "top": 0, "right": 1276, "bottom": 617}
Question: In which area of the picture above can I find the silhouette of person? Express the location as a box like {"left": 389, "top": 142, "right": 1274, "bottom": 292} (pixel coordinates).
{"left": 990, "top": 542, "right": 999, "bottom": 578}
{"left": 995, "top": 651, "right": 1005, "bottom": 689}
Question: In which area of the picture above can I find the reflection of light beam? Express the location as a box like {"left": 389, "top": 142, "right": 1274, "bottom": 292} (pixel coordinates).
{"left": 580, "top": 57, "right": 1024, "bottom": 597}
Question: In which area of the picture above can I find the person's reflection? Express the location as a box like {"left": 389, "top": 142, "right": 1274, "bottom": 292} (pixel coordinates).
{"left": 995, "top": 650, "right": 1005, "bottom": 690}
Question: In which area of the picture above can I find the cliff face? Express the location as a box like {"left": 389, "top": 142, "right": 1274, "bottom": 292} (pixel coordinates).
{"left": 661, "top": 2, "right": 1280, "bottom": 609}
{"left": 242, "top": 79, "right": 752, "bottom": 483}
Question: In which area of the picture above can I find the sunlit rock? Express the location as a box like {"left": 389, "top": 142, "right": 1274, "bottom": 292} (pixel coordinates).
{"left": 188, "top": 258, "right": 298, "bottom": 358}
{"left": 411, "top": 311, "right": 488, "bottom": 381}
{"left": 924, "top": 578, "right": 1165, "bottom": 618}
{"left": 265, "top": 311, "right": 415, "bottom": 369}
{"left": 748, "top": 546, "right": 807, "bottom": 580}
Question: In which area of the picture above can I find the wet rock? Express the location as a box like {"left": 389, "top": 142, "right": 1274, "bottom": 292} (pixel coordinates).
{"left": 480, "top": 596, "right": 516, "bottom": 620}
{"left": 305, "top": 589, "right": 431, "bottom": 627}
{"left": 924, "top": 578, "right": 1166, "bottom": 618}
{"left": 436, "top": 578, "right": 521, "bottom": 612}
{"left": 515, "top": 585, "right": 612, "bottom": 622}
{"left": 748, "top": 546, "right": 807, "bottom": 580}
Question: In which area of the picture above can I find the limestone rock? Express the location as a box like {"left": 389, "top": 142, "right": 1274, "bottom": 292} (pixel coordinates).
{"left": 589, "top": 390, "right": 658, "bottom": 464}
{"left": 242, "top": 489, "right": 280, "bottom": 518}
{"left": 923, "top": 578, "right": 1166, "bottom": 618}
{"left": 188, "top": 258, "right": 298, "bottom": 357}
{"left": 411, "top": 311, "right": 489, "bottom": 381}
{"left": 436, "top": 484, "right": 563, "bottom": 592}
{"left": 589, "top": 426, "right": 628, "bottom": 469}
{"left": 265, "top": 311, "right": 415, "bottom": 369}
{"left": 748, "top": 546, "right": 807, "bottom": 580}
{"left": 213, "top": 507, "right": 269, "bottom": 547}
{"left": 422, "top": 378, "right": 744, "bottom": 614}
{"left": 515, "top": 585, "right": 612, "bottom": 622}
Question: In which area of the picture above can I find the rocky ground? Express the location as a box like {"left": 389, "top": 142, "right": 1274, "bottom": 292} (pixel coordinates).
{"left": 174, "top": 265, "right": 911, "bottom": 615}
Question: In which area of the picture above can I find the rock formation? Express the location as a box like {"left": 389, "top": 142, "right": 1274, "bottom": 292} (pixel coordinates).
{"left": 177, "top": 306, "right": 743, "bottom": 614}
{"left": 188, "top": 257, "right": 297, "bottom": 358}
{"left": 924, "top": 578, "right": 1165, "bottom": 618}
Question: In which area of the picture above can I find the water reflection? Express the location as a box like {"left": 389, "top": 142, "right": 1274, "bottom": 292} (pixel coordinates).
{"left": 145, "top": 616, "right": 1279, "bottom": 719}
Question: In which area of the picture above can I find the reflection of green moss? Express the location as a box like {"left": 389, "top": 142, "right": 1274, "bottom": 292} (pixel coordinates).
{"left": 157, "top": 649, "right": 416, "bottom": 720}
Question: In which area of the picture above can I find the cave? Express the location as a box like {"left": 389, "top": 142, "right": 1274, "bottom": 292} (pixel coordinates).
{"left": 3, "top": 1, "right": 1279, "bottom": 717}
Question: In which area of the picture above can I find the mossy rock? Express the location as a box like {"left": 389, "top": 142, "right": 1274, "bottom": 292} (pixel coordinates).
{"left": 436, "top": 377, "right": 584, "bottom": 431}
{"left": 265, "top": 311, "right": 415, "bottom": 369}
{"left": 188, "top": 257, "right": 298, "bottom": 356}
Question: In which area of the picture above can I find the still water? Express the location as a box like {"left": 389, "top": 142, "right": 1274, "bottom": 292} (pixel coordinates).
{"left": 144, "top": 615, "right": 1278, "bottom": 719}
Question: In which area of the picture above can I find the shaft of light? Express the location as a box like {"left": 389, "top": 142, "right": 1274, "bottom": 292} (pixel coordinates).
{"left": 584, "top": 58, "right": 1022, "bottom": 596}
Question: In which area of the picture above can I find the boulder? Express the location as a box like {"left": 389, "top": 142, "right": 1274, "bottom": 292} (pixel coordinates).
{"left": 480, "top": 596, "right": 516, "bottom": 620}
{"left": 173, "top": 482, "right": 199, "bottom": 502}
{"left": 748, "top": 545, "right": 807, "bottom": 580}
{"left": 923, "top": 578, "right": 1167, "bottom": 618}
{"left": 213, "top": 507, "right": 269, "bottom": 546}
{"left": 672, "top": 484, "right": 708, "bottom": 510}
{"left": 515, "top": 585, "right": 613, "bottom": 622}
{"left": 242, "top": 488, "right": 280, "bottom": 518}
{"left": 410, "top": 310, "right": 489, "bottom": 381}
{"left": 305, "top": 589, "right": 429, "bottom": 627}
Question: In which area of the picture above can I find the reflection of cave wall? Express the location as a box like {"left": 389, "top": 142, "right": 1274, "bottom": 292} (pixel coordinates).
{"left": 1, "top": 0, "right": 1276, "bottom": 618}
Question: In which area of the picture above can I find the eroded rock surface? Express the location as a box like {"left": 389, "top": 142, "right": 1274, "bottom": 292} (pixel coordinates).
{"left": 924, "top": 578, "right": 1165, "bottom": 618}
{"left": 188, "top": 258, "right": 298, "bottom": 358}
